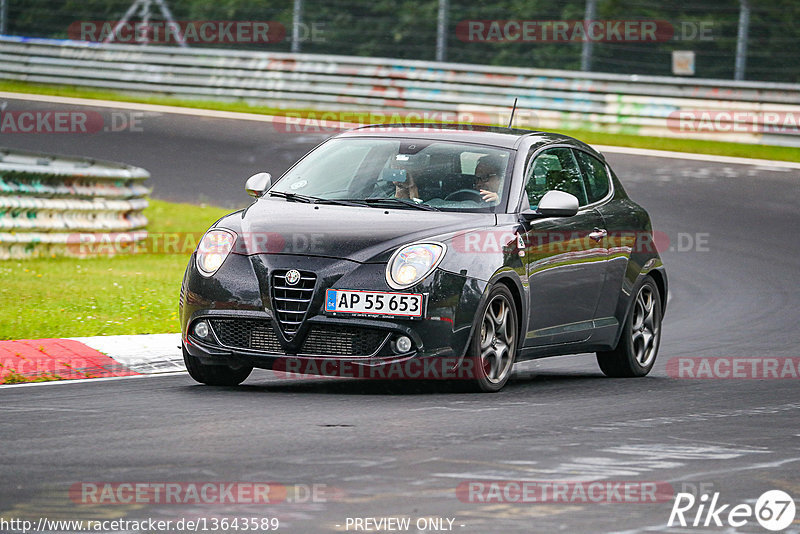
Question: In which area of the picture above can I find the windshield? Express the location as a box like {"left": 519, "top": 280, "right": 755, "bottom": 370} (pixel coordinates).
{"left": 271, "top": 138, "right": 514, "bottom": 211}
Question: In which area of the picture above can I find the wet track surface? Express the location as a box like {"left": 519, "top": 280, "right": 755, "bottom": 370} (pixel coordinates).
{"left": 1, "top": 97, "right": 799, "bottom": 533}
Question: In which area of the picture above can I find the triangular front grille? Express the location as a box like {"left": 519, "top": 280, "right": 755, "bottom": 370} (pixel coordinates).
{"left": 270, "top": 269, "right": 316, "bottom": 339}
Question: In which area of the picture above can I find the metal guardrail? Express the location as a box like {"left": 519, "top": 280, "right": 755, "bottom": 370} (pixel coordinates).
{"left": 1, "top": 36, "right": 800, "bottom": 146}
{"left": 0, "top": 146, "right": 149, "bottom": 259}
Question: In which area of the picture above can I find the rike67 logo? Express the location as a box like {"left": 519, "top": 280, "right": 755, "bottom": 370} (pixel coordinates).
{"left": 668, "top": 490, "right": 796, "bottom": 531}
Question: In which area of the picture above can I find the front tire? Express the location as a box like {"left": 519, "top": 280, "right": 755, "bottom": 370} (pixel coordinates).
{"left": 183, "top": 346, "right": 253, "bottom": 386}
{"left": 596, "top": 277, "right": 662, "bottom": 378}
{"left": 463, "top": 285, "right": 519, "bottom": 392}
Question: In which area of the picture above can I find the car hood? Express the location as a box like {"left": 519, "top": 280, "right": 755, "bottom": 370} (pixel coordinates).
{"left": 222, "top": 198, "right": 497, "bottom": 263}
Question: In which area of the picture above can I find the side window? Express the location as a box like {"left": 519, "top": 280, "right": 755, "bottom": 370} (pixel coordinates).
{"left": 575, "top": 151, "right": 610, "bottom": 204}
{"left": 524, "top": 147, "right": 588, "bottom": 207}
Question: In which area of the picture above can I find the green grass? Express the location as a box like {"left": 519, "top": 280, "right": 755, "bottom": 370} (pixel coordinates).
{"left": 551, "top": 128, "right": 800, "bottom": 163}
{"left": 0, "top": 199, "right": 230, "bottom": 340}
{"left": 3, "top": 79, "right": 799, "bottom": 163}
{"left": 0, "top": 79, "right": 298, "bottom": 116}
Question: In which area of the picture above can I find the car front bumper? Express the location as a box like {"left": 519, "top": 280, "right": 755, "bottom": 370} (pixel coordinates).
{"left": 180, "top": 253, "right": 487, "bottom": 376}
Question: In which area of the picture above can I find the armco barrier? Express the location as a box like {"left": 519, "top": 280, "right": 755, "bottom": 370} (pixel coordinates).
{"left": 0, "top": 147, "right": 149, "bottom": 259}
{"left": 1, "top": 36, "right": 800, "bottom": 146}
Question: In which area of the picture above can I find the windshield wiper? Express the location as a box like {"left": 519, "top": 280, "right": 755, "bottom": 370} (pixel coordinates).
{"left": 356, "top": 198, "right": 440, "bottom": 211}
{"left": 269, "top": 191, "right": 365, "bottom": 207}
{"left": 311, "top": 198, "right": 368, "bottom": 207}
{"left": 268, "top": 190, "right": 316, "bottom": 203}
{"left": 270, "top": 192, "right": 438, "bottom": 211}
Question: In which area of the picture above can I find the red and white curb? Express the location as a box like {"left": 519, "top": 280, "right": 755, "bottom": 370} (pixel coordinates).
{"left": 0, "top": 333, "right": 183, "bottom": 384}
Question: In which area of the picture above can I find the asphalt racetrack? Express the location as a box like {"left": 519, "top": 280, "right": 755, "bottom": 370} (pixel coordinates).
{"left": 1, "top": 96, "right": 799, "bottom": 533}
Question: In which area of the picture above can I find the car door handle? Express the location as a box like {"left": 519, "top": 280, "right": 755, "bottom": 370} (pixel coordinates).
{"left": 589, "top": 228, "right": 607, "bottom": 242}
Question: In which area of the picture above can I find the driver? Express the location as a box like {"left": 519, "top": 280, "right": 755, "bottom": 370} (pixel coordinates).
{"left": 474, "top": 155, "right": 503, "bottom": 203}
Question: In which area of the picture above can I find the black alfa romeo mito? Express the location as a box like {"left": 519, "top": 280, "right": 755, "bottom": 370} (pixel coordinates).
{"left": 180, "top": 124, "right": 667, "bottom": 392}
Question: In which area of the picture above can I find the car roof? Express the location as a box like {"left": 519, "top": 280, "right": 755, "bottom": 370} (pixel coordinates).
{"left": 336, "top": 123, "right": 599, "bottom": 155}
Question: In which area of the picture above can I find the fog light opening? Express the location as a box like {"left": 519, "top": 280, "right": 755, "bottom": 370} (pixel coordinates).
{"left": 392, "top": 335, "right": 413, "bottom": 354}
{"left": 194, "top": 320, "right": 209, "bottom": 339}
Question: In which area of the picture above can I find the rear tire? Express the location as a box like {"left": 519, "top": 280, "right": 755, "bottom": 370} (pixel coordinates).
{"left": 596, "top": 277, "right": 662, "bottom": 378}
{"left": 462, "top": 285, "right": 519, "bottom": 392}
{"left": 183, "top": 346, "right": 252, "bottom": 386}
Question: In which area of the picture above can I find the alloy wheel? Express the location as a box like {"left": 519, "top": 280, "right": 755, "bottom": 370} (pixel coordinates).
{"left": 630, "top": 284, "right": 659, "bottom": 368}
{"left": 479, "top": 295, "right": 516, "bottom": 384}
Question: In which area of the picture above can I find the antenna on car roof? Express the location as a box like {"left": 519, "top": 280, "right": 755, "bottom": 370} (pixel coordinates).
{"left": 508, "top": 97, "right": 519, "bottom": 129}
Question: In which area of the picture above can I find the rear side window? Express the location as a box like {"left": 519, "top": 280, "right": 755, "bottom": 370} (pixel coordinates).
{"left": 575, "top": 151, "right": 610, "bottom": 204}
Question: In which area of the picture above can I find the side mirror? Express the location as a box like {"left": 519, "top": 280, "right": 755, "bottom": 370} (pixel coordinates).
{"left": 245, "top": 172, "right": 272, "bottom": 198}
{"left": 520, "top": 190, "right": 579, "bottom": 220}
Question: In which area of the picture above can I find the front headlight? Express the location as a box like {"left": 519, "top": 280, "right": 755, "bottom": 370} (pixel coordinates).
{"left": 386, "top": 242, "right": 446, "bottom": 289}
{"left": 196, "top": 229, "right": 236, "bottom": 276}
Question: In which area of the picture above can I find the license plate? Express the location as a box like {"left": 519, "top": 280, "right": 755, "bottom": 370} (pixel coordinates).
{"left": 325, "top": 289, "right": 424, "bottom": 319}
